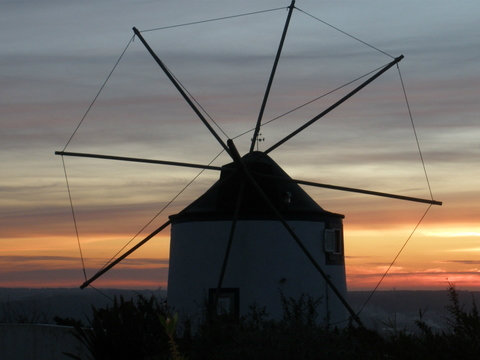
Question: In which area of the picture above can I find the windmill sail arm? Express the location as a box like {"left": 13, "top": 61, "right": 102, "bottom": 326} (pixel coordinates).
{"left": 250, "top": 0, "right": 296, "bottom": 153}
{"left": 132, "top": 27, "right": 231, "bottom": 156}
{"left": 292, "top": 178, "right": 442, "bottom": 206}
{"left": 226, "top": 139, "right": 364, "bottom": 327}
{"left": 214, "top": 182, "right": 245, "bottom": 309}
{"left": 80, "top": 220, "right": 171, "bottom": 289}
{"left": 55, "top": 151, "right": 222, "bottom": 171}
{"left": 265, "top": 55, "right": 404, "bottom": 154}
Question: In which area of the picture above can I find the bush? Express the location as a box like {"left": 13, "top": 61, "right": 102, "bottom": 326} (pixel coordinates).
{"left": 67, "top": 295, "right": 170, "bottom": 360}
{"left": 65, "top": 287, "right": 480, "bottom": 360}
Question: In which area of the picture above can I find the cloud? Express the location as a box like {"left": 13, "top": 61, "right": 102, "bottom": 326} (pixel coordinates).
{"left": 449, "top": 248, "right": 480, "bottom": 253}
{"left": 426, "top": 231, "right": 480, "bottom": 238}
{"left": 0, "top": 255, "right": 170, "bottom": 288}
{"left": 348, "top": 269, "right": 480, "bottom": 279}
{"left": 0, "top": 255, "right": 78, "bottom": 262}
{"left": 347, "top": 268, "right": 480, "bottom": 290}
{"left": 0, "top": 267, "right": 169, "bottom": 288}
{"left": 2, "top": 0, "right": 480, "bottom": 290}
{"left": 345, "top": 255, "right": 373, "bottom": 260}
{"left": 443, "top": 260, "right": 480, "bottom": 265}
{"left": 0, "top": 255, "right": 168, "bottom": 265}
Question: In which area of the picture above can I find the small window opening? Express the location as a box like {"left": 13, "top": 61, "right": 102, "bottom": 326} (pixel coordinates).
{"left": 324, "top": 228, "right": 343, "bottom": 255}
{"left": 208, "top": 288, "right": 239, "bottom": 321}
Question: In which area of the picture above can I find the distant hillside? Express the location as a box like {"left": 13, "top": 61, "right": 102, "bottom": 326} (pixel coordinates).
{"left": 349, "top": 290, "right": 479, "bottom": 332}
{"left": 1, "top": 288, "right": 478, "bottom": 332}
{"left": 0, "top": 288, "right": 166, "bottom": 324}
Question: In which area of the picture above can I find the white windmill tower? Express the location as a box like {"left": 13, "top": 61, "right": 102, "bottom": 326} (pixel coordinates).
{"left": 56, "top": 0, "right": 441, "bottom": 328}
{"left": 167, "top": 150, "right": 348, "bottom": 325}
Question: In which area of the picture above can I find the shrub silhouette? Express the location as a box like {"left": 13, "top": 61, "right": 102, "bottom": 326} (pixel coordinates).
{"left": 66, "top": 286, "right": 479, "bottom": 359}
{"left": 67, "top": 295, "right": 170, "bottom": 360}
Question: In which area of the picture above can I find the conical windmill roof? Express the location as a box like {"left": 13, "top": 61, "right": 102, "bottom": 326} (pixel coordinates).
{"left": 170, "top": 152, "right": 343, "bottom": 223}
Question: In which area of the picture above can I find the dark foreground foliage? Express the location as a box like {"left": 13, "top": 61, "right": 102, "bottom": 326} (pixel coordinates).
{"left": 67, "top": 286, "right": 479, "bottom": 360}
{"left": 64, "top": 295, "right": 170, "bottom": 360}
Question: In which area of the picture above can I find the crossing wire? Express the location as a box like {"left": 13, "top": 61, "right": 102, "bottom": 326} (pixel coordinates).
{"left": 356, "top": 204, "right": 433, "bottom": 316}
{"left": 61, "top": 5, "right": 438, "bottom": 303}
{"left": 397, "top": 64, "right": 434, "bottom": 199}
{"left": 139, "top": 6, "right": 287, "bottom": 33}
{"left": 295, "top": 7, "right": 395, "bottom": 59}
{"left": 61, "top": 156, "right": 87, "bottom": 281}
{"left": 62, "top": 7, "right": 286, "bottom": 283}
{"left": 164, "top": 62, "right": 230, "bottom": 139}
{"left": 98, "top": 149, "right": 225, "bottom": 273}
{"left": 232, "top": 63, "right": 387, "bottom": 140}
{"left": 62, "top": 35, "right": 135, "bottom": 152}
{"left": 354, "top": 64, "right": 437, "bottom": 313}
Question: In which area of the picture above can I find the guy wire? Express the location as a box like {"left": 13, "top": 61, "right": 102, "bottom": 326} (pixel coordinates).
{"left": 98, "top": 149, "right": 225, "bottom": 272}
{"left": 140, "top": 7, "right": 286, "bottom": 33}
{"left": 356, "top": 204, "right": 433, "bottom": 316}
{"left": 61, "top": 156, "right": 87, "bottom": 281}
{"left": 62, "top": 35, "right": 134, "bottom": 152}
{"left": 397, "top": 64, "right": 434, "bottom": 199}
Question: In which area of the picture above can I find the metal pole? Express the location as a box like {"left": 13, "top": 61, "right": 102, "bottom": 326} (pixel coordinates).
{"left": 216, "top": 183, "right": 244, "bottom": 290}
{"left": 227, "top": 139, "right": 364, "bottom": 327}
{"left": 132, "top": 27, "right": 231, "bottom": 156}
{"left": 250, "top": 0, "right": 296, "bottom": 152}
{"left": 293, "top": 178, "right": 442, "bottom": 206}
{"left": 55, "top": 151, "right": 222, "bottom": 171}
{"left": 265, "top": 55, "right": 404, "bottom": 154}
{"left": 80, "top": 220, "right": 171, "bottom": 289}
{"left": 213, "top": 182, "right": 245, "bottom": 316}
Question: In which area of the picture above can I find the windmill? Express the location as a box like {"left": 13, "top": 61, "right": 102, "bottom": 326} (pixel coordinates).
{"left": 56, "top": 1, "right": 442, "bottom": 327}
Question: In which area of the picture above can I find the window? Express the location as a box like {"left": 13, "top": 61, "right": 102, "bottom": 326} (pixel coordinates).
{"left": 324, "top": 228, "right": 342, "bottom": 254}
{"left": 208, "top": 288, "right": 239, "bottom": 320}
{"left": 324, "top": 228, "right": 344, "bottom": 265}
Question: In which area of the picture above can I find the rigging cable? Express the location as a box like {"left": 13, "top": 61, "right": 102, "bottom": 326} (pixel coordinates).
{"left": 140, "top": 7, "right": 287, "bottom": 33}
{"left": 356, "top": 204, "right": 433, "bottom": 316}
{"left": 295, "top": 7, "right": 395, "bottom": 59}
{"left": 135, "top": 6, "right": 288, "bottom": 142}
{"left": 98, "top": 149, "right": 225, "bottom": 272}
{"left": 397, "top": 64, "right": 434, "bottom": 199}
{"left": 163, "top": 62, "right": 230, "bottom": 139}
{"left": 232, "top": 63, "right": 387, "bottom": 140}
{"left": 356, "top": 66, "right": 437, "bottom": 314}
{"left": 61, "top": 5, "right": 438, "bottom": 300}
{"left": 61, "top": 156, "right": 87, "bottom": 281}
{"left": 89, "top": 285, "right": 114, "bottom": 302}
{"left": 62, "top": 35, "right": 135, "bottom": 152}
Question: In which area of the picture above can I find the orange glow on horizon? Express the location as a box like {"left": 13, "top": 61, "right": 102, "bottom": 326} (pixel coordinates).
{"left": 1, "top": 221, "right": 478, "bottom": 291}
{"left": 346, "top": 271, "right": 480, "bottom": 291}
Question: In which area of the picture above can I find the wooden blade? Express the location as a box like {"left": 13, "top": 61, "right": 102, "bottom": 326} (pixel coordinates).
{"left": 212, "top": 182, "right": 245, "bottom": 315}
{"left": 216, "top": 182, "right": 244, "bottom": 290}
{"left": 227, "top": 139, "right": 364, "bottom": 327}
{"left": 265, "top": 55, "right": 404, "bottom": 154}
{"left": 289, "top": 178, "right": 442, "bottom": 206}
{"left": 250, "top": 0, "right": 296, "bottom": 152}
{"left": 132, "top": 27, "right": 231, "bottom": 156}
{"left": 55, "top": 151, "right": 222, "bottom": 171}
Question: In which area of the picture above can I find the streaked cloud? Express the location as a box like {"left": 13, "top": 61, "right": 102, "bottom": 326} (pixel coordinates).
{"left": 1, "top": 0, "right": 479, "bottom": 290}
{"left": 425, "top": 231, "right": 480, "bottom": 238}
{"left": 443, "top": 260, "right": 480, "bottom": 265}
{"left": 448, "top": 248, "right": 480, "bottom": 253}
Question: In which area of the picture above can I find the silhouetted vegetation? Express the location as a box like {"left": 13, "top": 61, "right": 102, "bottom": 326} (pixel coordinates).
{"left": 0, "top": 299, "right": 49, "bottom": 324}
{"left": 65, "top": 295, "right": 170, "bottom": 360}
{"left": 68, "top": 285, "right": 479, "bottom": 359}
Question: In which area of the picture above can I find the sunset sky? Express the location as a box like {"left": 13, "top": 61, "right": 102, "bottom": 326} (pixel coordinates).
{"left": 1, "top": 0, "right": 479, "bottom": 291}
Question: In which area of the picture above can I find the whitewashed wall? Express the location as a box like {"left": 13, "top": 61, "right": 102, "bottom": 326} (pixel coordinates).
{"left": 168, "top": 219, "right": 347, "bottom": 325}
